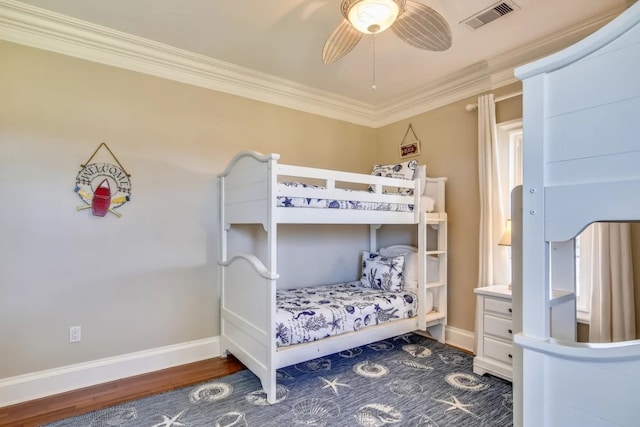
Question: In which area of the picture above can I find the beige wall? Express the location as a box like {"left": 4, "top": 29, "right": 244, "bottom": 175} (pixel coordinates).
{"left": 6, "top": 35, "right": 637, "bottom": 383}
{"left": 375, "top": 83, "right": 522, "bottom": 333}
{"left": 0, "top": 39, "right": 529, "bottom": 380}
{"left": 0, "top": 41, "right": 376, "bottom": 378}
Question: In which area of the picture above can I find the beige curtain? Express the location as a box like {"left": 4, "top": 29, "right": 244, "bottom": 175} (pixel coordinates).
{"left": 477, "top": 94, "right": 510, "bottom": 287}
{"left": 586, "top": 223, "right": 636, "bottom": 342}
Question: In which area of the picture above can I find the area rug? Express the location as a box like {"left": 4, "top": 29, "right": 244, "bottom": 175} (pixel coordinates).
{"left": 46, "top": 334, "right": 513, "bottom": 426}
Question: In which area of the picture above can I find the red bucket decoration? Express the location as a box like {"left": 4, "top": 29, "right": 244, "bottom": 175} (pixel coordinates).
{"left": 75, "top": 143, "right": 132, "bottom": 218}
{"left": 91, "top": 179, "right": 111, "bottom": 217}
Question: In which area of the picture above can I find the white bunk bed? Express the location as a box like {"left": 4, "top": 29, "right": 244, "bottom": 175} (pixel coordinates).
{"left": 516, "top": 2, "right": 640, "bottom": 426}
{"left": 218, "top": 151, "right": 447, "bottom": 404}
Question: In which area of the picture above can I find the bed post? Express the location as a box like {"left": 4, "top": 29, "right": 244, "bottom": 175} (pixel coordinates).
{"left": 265, "top": 155, "right": 278, "bottom": 404}
{"left": 219, "top": 173, "right": 228, "bottom": 357}
{"left": 417, "top": 213, "right": 427, "bottom": 331}
{"left": 369, "top": 224, "right": 382, "bottom": 252}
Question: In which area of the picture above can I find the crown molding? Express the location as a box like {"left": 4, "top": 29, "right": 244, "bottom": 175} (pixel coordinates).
{"left": 0, "top": 0, "right": 627, "bottom": 128}
{"left": 0, "top": 0, "right": 377, "bottom": 126}
{"left": 372, "top": 5, "right": 626, "bottom": 126}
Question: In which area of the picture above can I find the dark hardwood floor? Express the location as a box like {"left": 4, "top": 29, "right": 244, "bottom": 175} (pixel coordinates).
{"left": 0, "top": 356, "right": 246, "bottom": 427}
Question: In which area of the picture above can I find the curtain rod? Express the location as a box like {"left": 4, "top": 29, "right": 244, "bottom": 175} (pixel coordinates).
{"left": 464, "top": 90, "right": 523, "bottom": 112}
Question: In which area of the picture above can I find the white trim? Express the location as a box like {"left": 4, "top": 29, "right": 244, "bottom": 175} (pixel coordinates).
{"left": 371, "top": 7, "right": 623, "bottom": 127}
{"left": 0, "top": 0, "right": 375, "bottom": 127}
{"left": 0, "top": 336, "right": 220, "bottom": 408}
{"left": 445, "top": 325, "right": 475, "bottom": 353}
{"left": 0, "top": 0, "right": 626, "bottom": 128}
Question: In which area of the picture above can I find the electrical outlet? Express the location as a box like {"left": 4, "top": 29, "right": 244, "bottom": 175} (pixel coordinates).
{"left": 69, "top": 326, "right": 81, "bottom": 343}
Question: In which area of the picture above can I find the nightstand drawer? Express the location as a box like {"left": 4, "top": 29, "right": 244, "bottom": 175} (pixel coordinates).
{"left": 483, "top": 337, "right": 513, "bottom": 366}
{"left": 484, "top": 298, "right": 512, "bottom": 318}
{"left": 484, "top": 315, "right": 514, "bottom": 340}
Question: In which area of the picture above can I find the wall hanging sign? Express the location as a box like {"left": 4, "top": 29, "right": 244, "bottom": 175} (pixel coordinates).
{"left": 399, "top": 123, "right": 422, "bottom": 158}
{"left": 74, "top": 143, "right": 131, "bottom": 218}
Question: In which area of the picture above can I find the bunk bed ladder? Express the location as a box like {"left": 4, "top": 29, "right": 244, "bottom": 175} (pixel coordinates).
{"left": 421, "top": 211, "right": 448, "bottom": 343}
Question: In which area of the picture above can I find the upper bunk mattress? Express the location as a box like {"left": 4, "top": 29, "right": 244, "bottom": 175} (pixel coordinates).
{"left": 276, "top": 182, "right": 435, "bottom": 212}
{"left": 275, "top": 281, "right": 418, "bottom": 348}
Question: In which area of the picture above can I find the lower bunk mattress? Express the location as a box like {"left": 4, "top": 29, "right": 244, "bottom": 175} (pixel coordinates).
{"left": 275, "top": 281, "right": 418, "bottom": 348}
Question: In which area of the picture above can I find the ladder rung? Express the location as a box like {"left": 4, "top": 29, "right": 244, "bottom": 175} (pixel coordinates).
{"left": 425, "top": 250, "right": 446, "bottom": 255}
{"left": 426, "top": 281, "right": 445, "bottom": 289}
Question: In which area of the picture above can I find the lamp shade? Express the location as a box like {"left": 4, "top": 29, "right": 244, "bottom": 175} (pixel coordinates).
{"left": 499, "top": 219, "right": 512, "bottom": 246}
{"left": 345, "top": 0, "right": 401, "bottom": 34}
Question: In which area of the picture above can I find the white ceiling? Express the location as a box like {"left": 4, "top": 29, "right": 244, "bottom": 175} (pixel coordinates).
{"left": 2, "top": 0, "right": 632, "bottom": 124}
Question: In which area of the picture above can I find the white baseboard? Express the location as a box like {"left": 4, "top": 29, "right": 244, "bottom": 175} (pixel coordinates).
{"left": 0, "top": 330, "right": 474, "bottom": 408}
{"left": 445, "top": 326, "right": 475, "bottom": 353}
{"left": 0, "top": 337, "right": 220, "bottom": 408}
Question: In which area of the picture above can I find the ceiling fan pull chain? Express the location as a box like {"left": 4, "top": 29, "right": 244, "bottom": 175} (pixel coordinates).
{"left": 371, "top": 34, "right": 377, "bottom": 90}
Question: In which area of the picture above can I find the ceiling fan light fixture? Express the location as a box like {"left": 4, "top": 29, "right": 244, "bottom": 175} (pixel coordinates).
{"left": 325, "top": 0, "right": 451, "bottom": 66}
{"left": 344, "top": 0, "right": 402, "bottom": 34}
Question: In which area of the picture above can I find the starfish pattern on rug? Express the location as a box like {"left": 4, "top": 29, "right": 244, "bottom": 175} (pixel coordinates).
{"left": 433, "top": 394, "right": 478, "bottom": 418}
{"left": 319, "top": 376, "right": 351, "bottom": 395}
{"left": 45, "top": 334, "right": 513, "bottom": 427}
{"left": 151, "top": 409, "right": 187, "bottom": 427}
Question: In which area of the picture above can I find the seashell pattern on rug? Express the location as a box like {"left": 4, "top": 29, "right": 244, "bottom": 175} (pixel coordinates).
{"left": 45, "top": 334, "right": 513, "bottom": 427}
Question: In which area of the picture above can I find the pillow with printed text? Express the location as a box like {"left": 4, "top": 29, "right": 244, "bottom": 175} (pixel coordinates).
{"left": 370, "top": 159, "right": 418, "bottom": 195}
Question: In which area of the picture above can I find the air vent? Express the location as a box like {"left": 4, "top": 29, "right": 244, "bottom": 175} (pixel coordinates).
{"left": 461, "top": 1, "right": 519, "bottom": 30}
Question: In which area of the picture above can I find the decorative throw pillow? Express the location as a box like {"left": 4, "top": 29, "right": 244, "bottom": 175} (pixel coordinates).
{"left": 370, "top": 159, "right": 418, "bottom": 195}
{"left": 360, "top": 251, "right": 405, "bottom": 292}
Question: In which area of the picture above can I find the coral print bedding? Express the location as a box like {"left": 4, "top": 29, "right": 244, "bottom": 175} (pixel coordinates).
{"left": 276, "top": 182, "right": 414, "bottom": 211}
{"left": 275, "top": 282, "right": 417, "bottom": 347}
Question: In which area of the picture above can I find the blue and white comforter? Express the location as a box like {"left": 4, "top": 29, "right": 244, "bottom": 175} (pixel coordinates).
{"left": 275, "top": 281, "right": 417, "bottom": 347}
{"left": 276, "top": 182, "right": 414, "bottom": 212}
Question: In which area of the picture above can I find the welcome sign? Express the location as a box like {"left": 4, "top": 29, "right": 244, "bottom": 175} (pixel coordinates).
{"left": 74, "top": 143, "right": 131, "bottom": 217}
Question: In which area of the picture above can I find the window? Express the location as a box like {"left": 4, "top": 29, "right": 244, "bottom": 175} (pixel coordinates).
{"left": 497, "top": 119, "right": 523, "bottom": 220}
{"left": 498, "top": 119, "right": 591, "bottom": 324}
{"left": 496, "top": 119, "right": 523, "bottom": 284}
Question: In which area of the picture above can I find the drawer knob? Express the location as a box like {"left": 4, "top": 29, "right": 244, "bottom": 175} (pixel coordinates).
{"left": 508, "top": 354, "right": 513, "bottom": 359}
{"left": 508, "top": 308, "right": 512, "bottom": 313}
{"left": 508, "top": 329, "right": 513, "bottom": 334}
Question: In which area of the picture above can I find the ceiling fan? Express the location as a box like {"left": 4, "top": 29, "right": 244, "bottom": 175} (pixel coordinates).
{"left": 322, "top": 0, "right": 452, "bottom": 64}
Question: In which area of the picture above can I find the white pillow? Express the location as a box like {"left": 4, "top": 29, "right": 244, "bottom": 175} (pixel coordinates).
{"left": 421, "top": 195, "right": 436, "bottom": 213}
{"left": 379, "top": 245, "right": 440, "bottom": 284}
{"left": 379, "top": 245, "right": 418, "bottom": 284}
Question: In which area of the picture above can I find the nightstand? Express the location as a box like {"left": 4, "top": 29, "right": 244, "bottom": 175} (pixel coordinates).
{"left": 473, "top": 285, "right": 513, "bottom": 382}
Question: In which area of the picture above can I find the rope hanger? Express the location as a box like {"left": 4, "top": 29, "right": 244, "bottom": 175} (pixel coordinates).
{"left": 81, "top": 142, "right": 131, "bottom": 178}
{"left": 400, "top": 123, "right": 419, "bottom": 146}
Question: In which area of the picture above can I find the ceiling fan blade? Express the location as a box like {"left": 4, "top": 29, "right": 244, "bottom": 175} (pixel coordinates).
{"left": 322, "top": 19, "right": 363, "bottom": 64}
{"left": 392, "top": 1, "right": 452, "bottom": 51}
